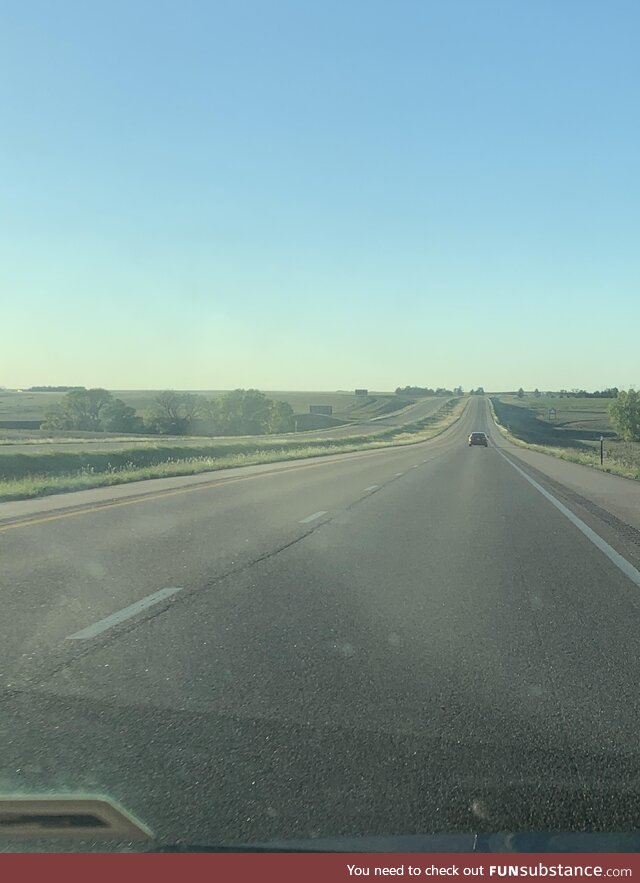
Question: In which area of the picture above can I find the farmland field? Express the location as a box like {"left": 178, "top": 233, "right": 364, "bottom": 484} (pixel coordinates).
{"left": 0, "top": 389, "right": 431, "bottom": 450}
{"left": 0, "top": 389, "right": 407, "bottom": 427}
{"left": 491, "top": 395, "right": 640, "bottom": 480}
{"left": 0, "top": 391, "right": 66, "bottom": 422}
{"left": 111, "top": 390, "right": 398, "bottom": 418}
{"left": 492, "top": 395, "right": 616, "bottom": 446}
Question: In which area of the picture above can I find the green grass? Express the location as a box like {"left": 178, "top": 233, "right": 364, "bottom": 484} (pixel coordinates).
{"left": 251, "top": 391, "right": 411, "bottom": 418}
{"left": 0, "top": 391, "right": 66, "bottom": 421}
{"left": 490, "top": 396, "right": 640, "bottom": 481}
{"left": 0, "top": 398, "right": 467, "bottom": 501}
{"left": 0, "top": 430, "right": 165, "bottom": 444}
{"left": 0, "top": 388, "right": 415, "bottom": 433}
{"left": 492, "top": 396, "right": 615, "bottom": 446}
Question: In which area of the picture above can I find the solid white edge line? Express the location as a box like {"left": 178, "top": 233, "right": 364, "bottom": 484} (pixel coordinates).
{"left": 496, "top": 449, "right": 640, "bottom": 589}
{"left": 364, "top": 485, "right": 379, "bottom": 491}
{"left": 68, "top": 587, "right": 183, "bottom": 640}
{"left": 298, "top": 510, "right": 327, "bottom": 524}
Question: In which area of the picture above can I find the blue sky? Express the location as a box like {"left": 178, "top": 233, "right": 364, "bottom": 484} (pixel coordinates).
{"left": 2, "top": 0, "right": 639, "bottom": 391}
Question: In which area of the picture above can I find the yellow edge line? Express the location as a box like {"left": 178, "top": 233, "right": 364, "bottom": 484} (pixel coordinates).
{"left": 0, "top": 405, "right": 468, "bottom": 535}
{"left": 0, "top": 447, "right": 397, "bottom": 534}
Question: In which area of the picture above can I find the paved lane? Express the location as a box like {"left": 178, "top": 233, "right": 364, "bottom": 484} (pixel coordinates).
{"left": 0, "top": 401, "right": 473, "bottom": 681}
{"left": 2, "top": 397, "right": 640, "bottom": 848}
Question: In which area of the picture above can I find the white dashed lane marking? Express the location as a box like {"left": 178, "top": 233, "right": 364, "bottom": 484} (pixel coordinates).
{"left": 298, "top": 511, "right": 328, "bottom": 524}
{"left": 68, "top": 587, "right": 183, "bottom": 640}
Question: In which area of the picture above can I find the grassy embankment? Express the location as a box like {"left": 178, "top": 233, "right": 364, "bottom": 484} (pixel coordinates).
{"left": 0, "top": 389, "right": 413, "bottom": 440}
{"left": 490, "top": 395, "right": 640, "bottom": 481}
{"left": 0, "top": 397, "right": 467, "bottom": 501}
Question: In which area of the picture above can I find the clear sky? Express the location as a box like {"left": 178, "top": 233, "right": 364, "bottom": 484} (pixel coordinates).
{"left": 2, "top": 0, "right": 639, "bottom": 392}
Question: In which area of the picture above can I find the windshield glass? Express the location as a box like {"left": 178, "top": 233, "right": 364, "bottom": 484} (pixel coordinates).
{"left": 1, "top": 0, "right": 640, "bottom": 852}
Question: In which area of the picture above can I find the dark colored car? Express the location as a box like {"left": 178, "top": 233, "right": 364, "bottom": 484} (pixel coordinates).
{"left": 469, "top": 432, "right": 488, "bottom": 447}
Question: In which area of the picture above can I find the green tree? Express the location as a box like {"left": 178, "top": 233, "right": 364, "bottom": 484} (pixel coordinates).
{"left": 208, "top": 390, "right": 293, "bottom": 435}
{"left": 102, "top": 399, "right": 144, "bottom": 433}
{"left": 146, "top": 391, "right": 203, "bottom": 435}
{"left": 517, "top": 387, "right": 525, "bottom": 398}
{"left": 215, "top": 389, "right": 271, "bottom": 435}
{"left": 609, "top": 389, "right": 640, "bottom": 441}
{"left": 265, "top": 399, "right": 294, "bottom": 433}
{"left": 42, "top": 388, "right": 115, "bottom": 431}
{"left": 41, "top": 408, "right": 73, "bottom": 431}
{"left": 395, "top": 386, "right": 440, "bottom": 396}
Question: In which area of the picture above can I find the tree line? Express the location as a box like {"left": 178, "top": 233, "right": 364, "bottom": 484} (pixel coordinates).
{"left": 395, "top": 386, "right": 464, "bottom": 396}
{"left": 28, "top": 385, "right": 86, "bottom": 392}
{"left": 512, "top": 388, "right": 619, "bottom": 399}
{"left": 42, "top": 388, "right": 295, "bottom": 436}
{"left": 36, "top": 385, "right": 640, "bottom": 441}
{"left": 516, "top": 387, "right": 638, "bottom": 441}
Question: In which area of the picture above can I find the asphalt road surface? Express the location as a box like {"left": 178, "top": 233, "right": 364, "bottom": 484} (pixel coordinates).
{"left": 2, "top": 397, "right": 640, "bottom": 850}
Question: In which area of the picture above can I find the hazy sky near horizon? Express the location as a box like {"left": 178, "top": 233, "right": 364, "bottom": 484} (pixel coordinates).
{"left": 2, "top": 0, "right": 639, "bottom": 392}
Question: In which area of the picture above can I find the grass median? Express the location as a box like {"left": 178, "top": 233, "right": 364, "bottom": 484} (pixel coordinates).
{"left": 0, "top": 398, "right": 467, "bottom": 502}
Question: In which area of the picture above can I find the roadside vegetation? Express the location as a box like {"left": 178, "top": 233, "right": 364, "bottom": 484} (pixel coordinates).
{"left": 39, "top": 388, "right": 296, "bottom": 436}
{"left": 0, "top": 388, "right": 416, "bottom": 439}
{"left": 395, "top": 385, "right": 463, "bottom": 396}
{"left": 0, "top": 397, "right": 467, "bottom": 502}
{"left": 491, "top": 392, "right": 640, "bottom": 480}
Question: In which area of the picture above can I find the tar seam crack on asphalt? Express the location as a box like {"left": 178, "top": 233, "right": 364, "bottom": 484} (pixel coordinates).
{"left": 6, "top": 516, "right": 336, "bottom": 691}
{"left": 7, "top": 453, "right": 455, "bottom": 694}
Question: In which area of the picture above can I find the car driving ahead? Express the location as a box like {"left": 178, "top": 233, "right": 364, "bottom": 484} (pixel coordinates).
{"left": 469, "top": 431, "right": 488, "bottom": 446}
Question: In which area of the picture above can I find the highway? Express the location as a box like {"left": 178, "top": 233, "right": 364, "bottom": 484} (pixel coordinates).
{"left": 2, "top": 396, "right": 640, "bottom": 848}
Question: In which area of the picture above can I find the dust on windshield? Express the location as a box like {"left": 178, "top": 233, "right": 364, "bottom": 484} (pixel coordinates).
{"left": 1, "top": 0, "right": 640, "bottom": 850}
